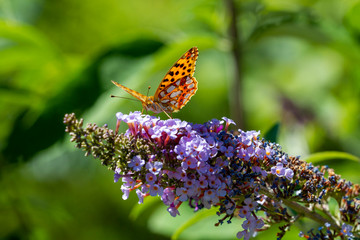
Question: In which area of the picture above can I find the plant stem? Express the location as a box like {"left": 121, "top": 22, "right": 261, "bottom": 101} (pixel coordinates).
{"left": 225, "top": 0, "right": 245, "bottom": 129}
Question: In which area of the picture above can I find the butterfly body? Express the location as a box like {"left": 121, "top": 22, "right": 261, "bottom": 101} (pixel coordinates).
{"left": 112, "top": 47, "right": 198, "bottom": 114}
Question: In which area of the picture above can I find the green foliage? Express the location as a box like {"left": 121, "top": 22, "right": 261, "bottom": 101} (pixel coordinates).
{"left": 304, "top": 151, "right": 360, "bottom": 183}
{"left": 1, "top": 0, "right": 360, "bottom": 239}
{"left": 264, "top": 122, "right": 280, "bottom": 142}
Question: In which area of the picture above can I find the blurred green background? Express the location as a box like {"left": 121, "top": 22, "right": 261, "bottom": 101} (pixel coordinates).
{"left": 1, "top": 0, "right": 360, "bottom": 239}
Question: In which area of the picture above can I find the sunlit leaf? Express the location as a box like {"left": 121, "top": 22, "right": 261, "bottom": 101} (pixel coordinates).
{"left": 171, "top": 208, "right": 218, "bottom": 240}
{"left": 304, "top": 151, "right": 360, "bottom": 164}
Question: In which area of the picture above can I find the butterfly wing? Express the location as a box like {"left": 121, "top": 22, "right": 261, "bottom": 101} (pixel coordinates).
{"left": 154, "top": 47, "right": 199, "bottom": 112}
{"left": 111, "top": 80, "right": 148, "bottom": 103}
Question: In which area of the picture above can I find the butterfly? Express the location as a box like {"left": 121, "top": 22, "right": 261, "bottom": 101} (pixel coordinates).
{"left": 112, "top": 47, "right": 198, "bottom": 117}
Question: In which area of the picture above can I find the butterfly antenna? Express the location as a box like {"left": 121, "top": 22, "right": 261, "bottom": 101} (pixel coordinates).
{"left": 146, "top": 86, "right": 151, "bottom": 97}
{"left": 110, "top": 95, "right": 141, "bottom": 102}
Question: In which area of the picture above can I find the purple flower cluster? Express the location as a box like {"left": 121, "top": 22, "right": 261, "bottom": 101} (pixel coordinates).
{"left": 271, "top": 162, "right": 294, "bottom": 180}
{"left": 113, "top": 112, "right": 295, "bottom": 239}
{"left": 64, "top": 111, "right": 360, "bottom": 239}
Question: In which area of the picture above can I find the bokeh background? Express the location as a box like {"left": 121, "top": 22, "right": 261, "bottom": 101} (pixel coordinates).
{"left": 1, "top": 0, "right": 360, "bottom": 239}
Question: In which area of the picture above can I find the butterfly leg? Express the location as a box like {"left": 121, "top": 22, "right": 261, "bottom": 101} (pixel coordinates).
{"left": 141, "top": 107, "right": 149, "bottom": 115}
{"left": 154, "top": 102, "right": 172, "bottom": 119}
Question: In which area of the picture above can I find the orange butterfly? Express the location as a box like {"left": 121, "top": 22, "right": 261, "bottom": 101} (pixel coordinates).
{"left": 112, "top": 47, "right": 198, "bottom": 117}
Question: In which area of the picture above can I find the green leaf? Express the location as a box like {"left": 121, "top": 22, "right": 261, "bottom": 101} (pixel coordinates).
{"left": 304, "top": 151, "right": 360, "bottom": 182}
{"left": 264, "top": 122, "right": 280, "bottom": 143}
{"left": 129, "top": 197, "right": 161, "bottom": 221}
{"left": 171, "top": 208, "right": 218, "bottom": 240}
{"left": 304, "top": 151, "right": 360, "bottom": 164}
